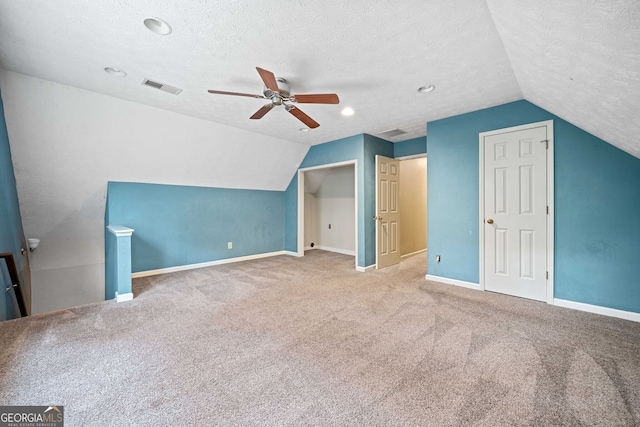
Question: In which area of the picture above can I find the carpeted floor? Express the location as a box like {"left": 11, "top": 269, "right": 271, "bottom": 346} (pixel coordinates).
{"left": 1, "top": 250, "right": 639, "bottom": 426}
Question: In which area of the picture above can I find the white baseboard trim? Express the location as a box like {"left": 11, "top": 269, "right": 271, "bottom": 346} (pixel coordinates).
{"left": 132, "top": 250, "right": 290, "bottom": 278}
{"left": 284, "top": 250, "right": 301, "bottom": 257}
{"left": 554, "top": 298, "right": 640, "bottom": 323}
{"left": 115, "top": 292, "right": 133, "bottom": 302}
{"left": 315, "top": 245, "right": 356, "bottom": 256}
{"left": 356, "top": 264, "right": 376, "bottom": 272}
{"left": 425, "top": 274, "right": 481, "bottom": 290}
{"left": 401, "top": 249, "right": 427, "bottom": 259}
{"left": 304, "top": 246, "right": 315, "bottom": 251}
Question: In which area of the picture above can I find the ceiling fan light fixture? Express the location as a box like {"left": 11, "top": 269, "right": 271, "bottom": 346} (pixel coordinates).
{"left": 144, "top": 17, "right": 172, "bottom": 35}
{"left": 299, "top": 127, "right": 310, "bottom": 132}
{"left": 418, "top": 84, "right": 436, "bottom": 93}
{"left": 341, "top": 107, "right": 354, "bottom": 116}
{"left": 104, "top": 67, "right": 127, "bottom": 77}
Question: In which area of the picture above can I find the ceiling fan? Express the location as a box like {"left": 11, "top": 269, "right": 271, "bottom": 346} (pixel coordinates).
{"left": 208, "top": 67, "right": 339, "bottom": 129}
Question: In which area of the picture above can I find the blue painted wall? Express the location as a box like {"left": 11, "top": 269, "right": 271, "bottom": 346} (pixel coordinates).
{"left": 284, "top": 134, "right": 394, "bottom": 267}
{"left": 299, "top": 135, "right": 363, "bottom": 169}
{"left": 106, "top": 182, "right": 285, "bottom": 273}
{"left": 284, "top": 174, "right": 298, "bottom": 253}
{"left": 394, "top": 136, "right": 427, "bottom": 158}
{"left": 104, "top": 192, "right": 114, "bottom": 298}
{"left": 427, "top": 100, "right": 640, "bottom": 313}
{"left": 553, "top": 120, "right": 640, "bottom": 311}
{"left": 286, "top": 135, "right": 364, "bottom": 261}
{"left": 0, "top": 91, "right": 28, "bottom": 321}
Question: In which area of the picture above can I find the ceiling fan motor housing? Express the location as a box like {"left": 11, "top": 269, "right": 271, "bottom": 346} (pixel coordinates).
{"left": 264, "top": 77, "right": 290, "bottom": 99}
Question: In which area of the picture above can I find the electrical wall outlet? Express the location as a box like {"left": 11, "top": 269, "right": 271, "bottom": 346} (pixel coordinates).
{"left": 328, "top": 224, "right": 332, "bottom": 229}
{"left": 228, "top": 242, "right": 232, "bottom": 249}
{"left": 436, "top": 255, "right": 441, "bottom": 262}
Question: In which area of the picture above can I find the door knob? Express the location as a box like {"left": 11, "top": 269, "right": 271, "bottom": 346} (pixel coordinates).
{"left": 486, "top": 219, "right": 494, "bottom": 224}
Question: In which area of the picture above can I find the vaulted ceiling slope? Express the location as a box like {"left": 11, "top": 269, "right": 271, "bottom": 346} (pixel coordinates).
{"left": 486, "top": 0, "right": 640, "bottom": 158}
{"left": 0, "top": 0, "right": 637, "bottom": 155}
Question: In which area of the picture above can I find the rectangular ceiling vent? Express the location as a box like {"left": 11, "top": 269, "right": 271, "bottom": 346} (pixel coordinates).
{"left": 141, "top": 78, "right": 183, "bottom": 95}
{"left": 378, "top": 128, "right": 408, "bottom": 138}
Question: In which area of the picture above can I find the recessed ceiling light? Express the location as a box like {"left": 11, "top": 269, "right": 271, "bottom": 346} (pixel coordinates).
{"left": 299, "top": 127, "right": 310, "bottom": 132}
{"left": 144, "top": 17, "right": 172, "bottom": 35}
{"left": 341, "top": 107, "right": 354, "bottom": 116}
{"left": 418, "top": 85, "right": 435, "bottom": 93}
{"left": 104, "top": 67, "right": 127, "bottom": 77}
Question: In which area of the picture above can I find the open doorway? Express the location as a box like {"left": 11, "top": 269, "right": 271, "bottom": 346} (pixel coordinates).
{"left": 297, "top": 160, "right": 358, "bottom": 269}
{"left": 399, "top": 156, "right": 427, "bottom": 261}
{"left": 373, "top": 154, "right": 428, "bottom": 270}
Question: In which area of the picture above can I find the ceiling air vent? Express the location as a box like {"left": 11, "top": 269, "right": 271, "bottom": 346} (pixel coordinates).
{"left": 141, "top": 78, "right": 183, "bottom": 95}
{"left": 378, "top": 128, "right": 407, "bottom": 138}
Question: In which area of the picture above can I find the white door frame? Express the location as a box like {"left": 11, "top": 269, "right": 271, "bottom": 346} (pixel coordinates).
{"left": 479, "top": 120, "right": 555, "bottom": 304}
{"left": 297, "top": 160, "right": 359, "bottom": 270}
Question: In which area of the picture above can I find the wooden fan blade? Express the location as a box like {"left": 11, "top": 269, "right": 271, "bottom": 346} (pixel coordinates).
{"left": 208, "top": 90, "right": 265, "bottom": 99}
{"left": 250, "top": 104, "right": 274, "bottom": 120}
{"left": 288, "top": 106, "right": 320, "bottom": 128}
{"left": 256, "top": 67, "right": 279, "bottom": 92}
{"left": 291, "top": 94, "right": 340, "bottom": 104}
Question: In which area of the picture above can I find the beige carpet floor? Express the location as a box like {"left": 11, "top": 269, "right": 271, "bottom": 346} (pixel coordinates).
{"left": 1, "top": 250, "right": 639, "bottom": 426}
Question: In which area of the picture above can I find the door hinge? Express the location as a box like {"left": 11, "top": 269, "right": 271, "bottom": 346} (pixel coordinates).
{"left": 541, "top": 139, "right": 549, "bottom": 149}
{"left": 546, "top": 206, "right": 549, "bottom": 214}
{"left": 546, "top": 271, "right": 549, "bottom": 280}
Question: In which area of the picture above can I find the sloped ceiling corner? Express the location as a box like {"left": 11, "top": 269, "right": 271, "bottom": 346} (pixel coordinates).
{"left": 0, "top": 1, "right": 636, "bottom": 155}
{"left": 0, "top": 70, "right": 308, "bottom": 273}
{"left": 487, "top": 0, "right": 640, "bottom": 158}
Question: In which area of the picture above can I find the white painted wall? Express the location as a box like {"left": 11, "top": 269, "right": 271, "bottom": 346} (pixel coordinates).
{"left": 304, "top": 192, "right": 317, "bottom": 249}
{"left": 0, "top": 70, "right": 309, "bottom": 314}
{"left": 314, "top": 166, "right": 355, "bottom": 255}
{"left": 303, "top": 168, "right": 331, "bottom": 194}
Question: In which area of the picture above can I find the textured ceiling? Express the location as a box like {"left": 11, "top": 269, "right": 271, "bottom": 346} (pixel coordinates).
{"left": 0, "top": 0, "right": 523, "bottom": 147}
{"left": 486, "top": 0, "right": 640, "bottom": 158}
{"left": 0, "top": 0, "right": 637, "bottom": 151}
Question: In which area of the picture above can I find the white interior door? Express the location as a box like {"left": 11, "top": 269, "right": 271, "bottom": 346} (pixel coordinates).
{"left": 376, "top": 155, "right": 400, "bottom": 269}
{"left": 482, "top": 124, "right": 549, "bottom": 301}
